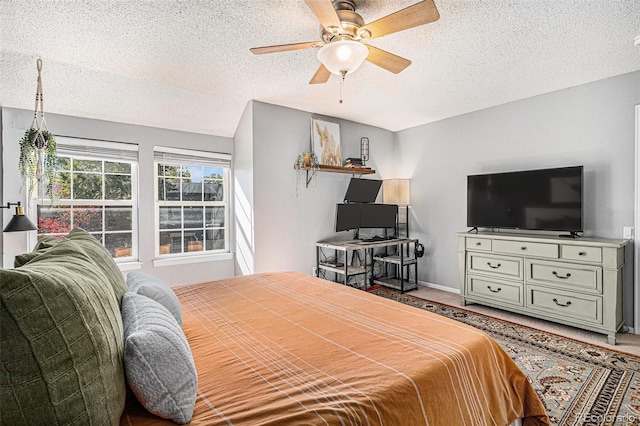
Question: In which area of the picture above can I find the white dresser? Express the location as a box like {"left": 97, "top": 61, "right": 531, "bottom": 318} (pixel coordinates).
{"left": 457, "top": 232, "right": 630, "bottom": 344}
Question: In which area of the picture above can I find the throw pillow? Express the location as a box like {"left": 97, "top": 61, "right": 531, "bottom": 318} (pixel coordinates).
{"left": 121, "top": 292, "right": 197, "bottom": 424}
{"left": 127, "top": 271, "right": 183, "bottom": 326}
{"left": 0, "top": 239, "right": 126, "bottom": 425}
{"left": 66, "top": 227, "right": 128, "bottom": 304}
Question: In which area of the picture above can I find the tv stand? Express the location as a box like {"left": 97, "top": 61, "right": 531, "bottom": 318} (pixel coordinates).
{"left": 457, "top": 231, "right": 629, "bottom": 344}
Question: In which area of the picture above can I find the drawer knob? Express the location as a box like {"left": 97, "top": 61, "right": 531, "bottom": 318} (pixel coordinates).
{"left": 578, "top": 251, "right": 587, "bottom": 256}
{"left": 553, "top": 298, "right": 572, "bottom": 307}
{"left": 476, "top": 242, "right": 482, "bottom": 246}
{"left": 552, "top": 271, "right": 572, "bottom": 279}
{"left": 487, "top": 262, "right": 502, "bottom": 269}
{"left": 487, "top": 285, "right": 502, "bottom": 293}
{"left": 520, "top": 246, "right": 527, "bottom": 251}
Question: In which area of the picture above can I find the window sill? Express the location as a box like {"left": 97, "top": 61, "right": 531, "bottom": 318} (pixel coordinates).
{"left": 118, "top": 261, "right": 143, "bottom": 272}
{"left": 153, "top": 252, "right": 233, "bottom": 267}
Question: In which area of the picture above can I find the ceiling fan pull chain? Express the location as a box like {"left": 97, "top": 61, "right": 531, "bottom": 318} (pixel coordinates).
{"left": 339, "top": 70, "right": 346, "bottom": 104}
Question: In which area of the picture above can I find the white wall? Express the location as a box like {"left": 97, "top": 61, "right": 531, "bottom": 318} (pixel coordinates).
{"left": 247, "top": 101, "right": 395, "bottom": 275}
{"left": 1, "top": 107, "right": 235, "bottom": 285}
{"left": 233, "top": 101, "right": 255, "bottom": 275}
{"left": 395, "top": 71, "right": 640, "bottom": 326}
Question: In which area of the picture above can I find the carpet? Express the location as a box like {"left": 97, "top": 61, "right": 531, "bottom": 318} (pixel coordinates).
{"left": 369, "top": 288, "right": 640, "bottom": 425}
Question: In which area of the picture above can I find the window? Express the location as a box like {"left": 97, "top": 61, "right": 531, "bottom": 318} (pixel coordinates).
{"left": 154, "top": 147, "right": 231, "bottom": 257}
{"left": 36, "top": 137, "right": 139, "bottom": 260}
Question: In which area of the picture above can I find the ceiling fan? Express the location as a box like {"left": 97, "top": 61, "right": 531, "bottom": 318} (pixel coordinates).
{"left": 250, "top": 0, "right": 440, "bottom": 84}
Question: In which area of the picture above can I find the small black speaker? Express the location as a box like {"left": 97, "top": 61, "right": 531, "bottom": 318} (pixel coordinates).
{"left": 414, "top": 243, "right": 425, "bottom": 258}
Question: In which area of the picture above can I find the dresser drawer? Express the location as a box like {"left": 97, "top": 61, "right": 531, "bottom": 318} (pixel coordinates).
{"left": 561, "top": 245, "right": 602, "bottom": 263}
{"left": 467, "top": 276, "right": 523, "bottom": 306}
{"left": 526, "top": 260, "right": 602, "bottom": 293}
{"left": 527, "top": 286, "right": 602, "bottom": 325}
{"left": 493, "top": 239, "right": 559, "bottom": 259}
{"left": 466, "top": 237, "right": 492, "bottom": 251}
{"left": 468, "top": 253, "right": 523, "bottom": 280}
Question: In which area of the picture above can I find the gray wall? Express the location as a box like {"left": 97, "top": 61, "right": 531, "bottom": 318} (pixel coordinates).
{"left": 1, "top": 107, "right": 235, "bottom": 285}
{"left": 395, "top": 71, "right": 639, "bottom": 326}
{"left": 237, "top": 101, "right": 395, "bottom": 275}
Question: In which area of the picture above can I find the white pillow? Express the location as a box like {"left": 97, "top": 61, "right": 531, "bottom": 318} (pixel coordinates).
{"left": 126, "top": 272, "right": 183, "bottom": 326}
{"left": 121, "top": 292, "right": 197, "bottom": 424}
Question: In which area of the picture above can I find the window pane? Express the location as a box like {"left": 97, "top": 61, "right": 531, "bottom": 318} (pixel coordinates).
{"left": 105, "top": 175, "right": 132, "bottom": 200}
{"left": 184, "top": 206, "right": 203, "bottom": 228}
{"left": 74, "top": 159, "right": 101, "bottom": 172}
{"left": 158, "top": 178, "right": 180, "bottom": 201}
{"left": 203, "top": 167, "right": 222, "bottom": 179}
{"left": 73, "top": 206, "right": 102, "bottom": 232}
{"left": 185, "top": 230, "right": 204, "bottom": 253}
{"left": 37, "top": 205, "right": 71, "bottom": 234}
{"left": 205, "top": 229, "right": 225, "bottom": 250}
{"left": 160, "top": 231, "right": 182, "bottom": 254}
{"left": 105, "top": 206, "right": 132, "bottom": 231}
{"left": 159, "top": 207, "right": 182, "bottom": 229}
{"left": 105, "top": 233, "right": 132, "bottom": 258}
{"left": 56, "top": 157, "right": 71, "bottom": 171}
{"left": 182, "top": 181, "right": 202, "bottom": 201}
{"left": 105, "top": 161, "right": 130, "bottom": 174}
{"left": 158, "top": 164, "right": 180, "bottom": 177}
{"left": 52, "top": 172, "right": 71, "bottom": 199}
{"left": 73, "top": 173, "right": 102, "bottom": 199}
{"left": 203, "top": 182, "right": 223, "bottom": 201}
{"left": 206, "top": 206, "right": 225, "bottom": 227}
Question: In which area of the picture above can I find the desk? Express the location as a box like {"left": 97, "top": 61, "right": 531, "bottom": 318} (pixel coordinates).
{"left": 315, "top": 238, "right": 419, "bottom": 293}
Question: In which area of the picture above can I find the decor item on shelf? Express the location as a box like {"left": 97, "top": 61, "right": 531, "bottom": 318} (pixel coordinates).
{"left": 294, "top": 151, "right": 320, "bottom": 170}
{"left": 294, "top": 151, "right": 320, "bottom": 196}
{"left": 2, "top": 202, "right": 38, "bottom": 232}
{"left": 250, "top": 0, "right": 439, "bottom": 85}
{"left": 19, "top": 59, "right": 57, "bottom": 199}
{"left": 311, "top": 118, "right": 341, "bottom": 167}
{"left": 360, "top": 137, "right": 369, "bottom": 166}
{"left": 383, "top": 179, "right": 411, "bottom": 237}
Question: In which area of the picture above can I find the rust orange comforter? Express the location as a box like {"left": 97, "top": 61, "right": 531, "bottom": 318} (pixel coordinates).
{"left": 121, "top": 271, "right": 548, "bottom": 425}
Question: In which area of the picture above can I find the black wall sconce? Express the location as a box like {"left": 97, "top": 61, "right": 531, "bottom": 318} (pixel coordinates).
{"left": 2, "top": 202, "right": 38, "bottom": 232}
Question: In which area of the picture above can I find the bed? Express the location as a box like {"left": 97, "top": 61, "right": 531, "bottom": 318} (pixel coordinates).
{"left": 120, "top": 271, "right": 548, "bottom": 425}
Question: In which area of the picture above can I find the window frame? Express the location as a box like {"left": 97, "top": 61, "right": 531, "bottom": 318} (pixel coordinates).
{"left": 34, "top": 136, "right": 139, "bottom": 262}
{"left": 153, "top": 147, "right": 231, "bottom": 260}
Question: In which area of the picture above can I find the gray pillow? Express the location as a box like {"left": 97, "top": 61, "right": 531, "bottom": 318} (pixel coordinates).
{"left": 121, "top": 292, "right": 197, "bottom": 424}
{"left": 127, "top": 271, "right": 182, "bottom": 326}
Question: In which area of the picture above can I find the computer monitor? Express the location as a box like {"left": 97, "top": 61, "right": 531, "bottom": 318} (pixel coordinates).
{"left": 343, "top": 178, "right": 382, "bottom": 203}
{"left": 335, "top": 203, "right": 362, "bottom": 232}
{"left": 359, "top": 203, "right": 398, "bottom": 229}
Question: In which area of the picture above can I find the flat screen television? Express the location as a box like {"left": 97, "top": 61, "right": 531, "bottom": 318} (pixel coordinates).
{"left": 467, "top": 166, "right": 583, "bottom": 233}
{"left": 344, "top": 178, "right": 382, "bottom": 203}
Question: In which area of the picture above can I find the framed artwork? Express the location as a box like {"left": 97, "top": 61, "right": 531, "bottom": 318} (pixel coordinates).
{"left": 311, "top": 118, "right": 342, "bottom": 167}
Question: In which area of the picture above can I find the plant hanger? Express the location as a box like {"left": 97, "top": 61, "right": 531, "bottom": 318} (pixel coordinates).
{"left": 19, "top": 58, "right": 57, "bottom": 199}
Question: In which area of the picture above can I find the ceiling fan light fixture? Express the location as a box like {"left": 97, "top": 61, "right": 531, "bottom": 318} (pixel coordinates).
{"left": 317, "top": 39, "right": 368, "bottom": 76}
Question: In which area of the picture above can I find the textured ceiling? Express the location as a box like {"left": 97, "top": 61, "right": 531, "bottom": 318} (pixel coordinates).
{"left": 1, "top": 0, "right": 639, "bottom": 138}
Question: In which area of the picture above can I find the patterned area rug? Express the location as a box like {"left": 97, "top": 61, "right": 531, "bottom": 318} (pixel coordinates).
{"left": 369, "top": 288, "right": 640, "bottom": 425}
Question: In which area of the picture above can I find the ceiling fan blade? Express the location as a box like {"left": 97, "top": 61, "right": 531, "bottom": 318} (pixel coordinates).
{"left": 304, "top": 0, "right": 343, "bottom": 34}
{"left": 309, "top": 64, "right": 332, "bottom": 84}
{"left": 365, "top": 45, "right": 411, "bottom": 74}
{"left": 359, "top": 0, "right": 439, "bottom": 40}
{"left": 250, "top": 41, "right": 321, "bottom": 55}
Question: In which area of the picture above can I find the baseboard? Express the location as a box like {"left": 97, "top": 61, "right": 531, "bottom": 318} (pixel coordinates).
{"left": 417, "top": 280, "right": 460, "bottom": 294}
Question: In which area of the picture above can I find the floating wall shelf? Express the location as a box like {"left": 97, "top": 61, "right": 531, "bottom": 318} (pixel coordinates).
{"left": 296, "top": 165, "right": 376, "bottom": 187}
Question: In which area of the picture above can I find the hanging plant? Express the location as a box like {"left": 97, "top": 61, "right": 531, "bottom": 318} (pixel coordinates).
{"left": 19, "top": 58, "right": 57, "bottom": 199}
{"left": 19, "top": 128, "right": 57, "bottom": 199}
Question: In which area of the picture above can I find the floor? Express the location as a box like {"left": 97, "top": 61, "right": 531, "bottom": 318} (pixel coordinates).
{"left": 411, "top": 284, "right": 640, "bottom": 357}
